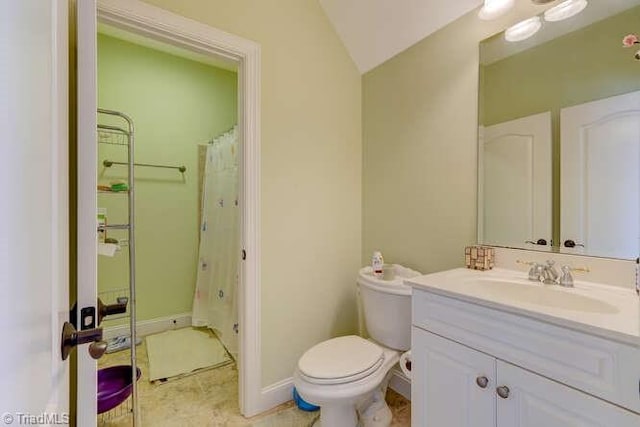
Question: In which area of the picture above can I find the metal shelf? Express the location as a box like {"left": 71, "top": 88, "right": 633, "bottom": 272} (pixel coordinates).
{"left": 97, "top": 108, "right": 139, "bottom": 426}
{"left": 98, "top": 190, "right": 130, "bottom": 194}
{"left": 98, "top": 224, "right": 130, "bottom": 231}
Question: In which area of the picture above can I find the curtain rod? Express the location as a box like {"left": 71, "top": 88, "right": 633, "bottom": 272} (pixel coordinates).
{"left": 103, "top": 159, "right": 186, "bottom": 173}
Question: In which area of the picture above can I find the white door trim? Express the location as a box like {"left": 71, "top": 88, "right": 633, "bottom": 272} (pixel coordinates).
{"left": 51, "top": 0, "right": 71, "bottom": 413}
{"left": 76, "top": 2, "right": 98, "bottom": 425}
{"left": 94, "top": 0, "right": 263, "bottom": 417}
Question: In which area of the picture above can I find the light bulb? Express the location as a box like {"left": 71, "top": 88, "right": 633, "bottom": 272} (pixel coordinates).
{"left": 478, "top": 0, "right": 515, "bottom": 20}
{"left": 505, "top": 16, "right": 543, "bottom": 42}
{"left": 544, "top": 0, "right": 588, "bottom": 22}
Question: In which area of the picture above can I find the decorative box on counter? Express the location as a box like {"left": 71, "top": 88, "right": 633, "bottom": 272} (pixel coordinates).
{"left": 465, "top": 245, "right": 495, "bottom": 271}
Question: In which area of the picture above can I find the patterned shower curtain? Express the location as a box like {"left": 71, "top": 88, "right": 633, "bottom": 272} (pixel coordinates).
{"left": 192, "top": 126, "right": 239, "bottom": 359}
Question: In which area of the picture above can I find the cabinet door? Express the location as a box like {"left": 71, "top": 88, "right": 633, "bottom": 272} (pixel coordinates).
{"left": 412, "top": 328, "right": 496, "bottom": 427}
{"left": 497, "top": 361, "right": 640, "bottom": 427}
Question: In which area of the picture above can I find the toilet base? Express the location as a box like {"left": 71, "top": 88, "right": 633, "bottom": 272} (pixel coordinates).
{"left": 318, "top": 403, "right": 358, "bottom": 427}
{"left": 311, "top": 400, "right": 393, "bottom": 427}
{"left": 358, "top": 388, "right": 392, "bottom": 427}
{"left": 311, "top": 376, "right": 394, "bottom": 427}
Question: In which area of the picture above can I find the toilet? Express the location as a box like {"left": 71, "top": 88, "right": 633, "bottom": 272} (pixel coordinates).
{"left": 294, "top": 264, "right": 420, "bottom": 427}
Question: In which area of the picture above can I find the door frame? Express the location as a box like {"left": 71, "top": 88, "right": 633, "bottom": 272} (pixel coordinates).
{"left": 92, "top": 0, "right": 263, "bottom": 417}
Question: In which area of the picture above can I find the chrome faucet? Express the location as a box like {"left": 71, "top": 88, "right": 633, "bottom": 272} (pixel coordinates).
{"left": 527, "top": 260, "right": 575, "bottom": 287}
{"left": 558, "top": 265, "right": 574, "bottom": 287}
{"left": 527, "top": 263, "right": 544, "bottom": 282}
{"left": 540, "top": 260, "right": 559, "bottom": 285}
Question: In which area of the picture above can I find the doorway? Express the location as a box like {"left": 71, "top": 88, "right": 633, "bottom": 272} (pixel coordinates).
{"left": 75, "top": 1, "right": 263, "bottom": 424}
{"left": 95, "top": 25, "right": 240, "bottom": 426}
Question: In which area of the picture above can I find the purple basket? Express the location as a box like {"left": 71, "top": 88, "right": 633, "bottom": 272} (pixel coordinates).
{"left": 97, "top": 365, "right": 142, "bottom": 414}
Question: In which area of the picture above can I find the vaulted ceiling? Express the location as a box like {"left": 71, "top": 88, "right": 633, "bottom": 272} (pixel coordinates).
{"left": 319, "top": 0, "right": 484, "bottom": 73}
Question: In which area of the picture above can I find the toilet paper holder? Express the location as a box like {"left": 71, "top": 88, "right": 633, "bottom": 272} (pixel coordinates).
{"left": 399, "top": 350, "right": 412, "bottom": 378}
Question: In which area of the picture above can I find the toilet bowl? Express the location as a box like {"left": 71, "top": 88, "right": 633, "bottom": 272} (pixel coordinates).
{"left": 294, "top": 264, "right": 420, "bottom": 427}
{"left": 294, "top": 336, "right": 398, "bottom": 427}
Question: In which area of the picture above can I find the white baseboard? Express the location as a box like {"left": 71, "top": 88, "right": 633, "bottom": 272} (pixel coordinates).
{"left": 257, "top": 377, "right": 294, "bottom": 414}
{"left": 254, "top": 368, "right": 410, "bottom": 417}
{"left": 103, "top": 312, "right": 192, "bottom": 340}
{"left": 389, "top": 368, "right": 411, "bottom": 401}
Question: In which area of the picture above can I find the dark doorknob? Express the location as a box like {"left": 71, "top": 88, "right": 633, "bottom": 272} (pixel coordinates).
{"left": 564, "top": 240, "right": 584, "bottom": 248}
{"left": 61, "top": 322, "right": 107, "bottom": 361}
{"left": 525, "top": 239, "right": 548, "bottom": 246}
{"left": 97, "top": 297, "right": 128, "bottom": 324}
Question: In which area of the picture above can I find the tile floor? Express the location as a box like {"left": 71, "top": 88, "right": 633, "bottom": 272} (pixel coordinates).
{"left": 98, "top": 339, "right": 410, "bottom": 426}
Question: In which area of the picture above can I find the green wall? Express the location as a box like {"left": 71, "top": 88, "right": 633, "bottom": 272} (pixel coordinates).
{"left": 142, "top": 0, "right": 363, "bottom": 389}
{"left": 97, "top": 34, "right": 237, "bottom": 322}
{"left": 481, "top": 6, "right": 640, "bottom": 127}
{"left": 480, "top": 5, "right": 640, "bottom": 246}
{"left": 362, "top": 1, "right": 557, "bottom": 275}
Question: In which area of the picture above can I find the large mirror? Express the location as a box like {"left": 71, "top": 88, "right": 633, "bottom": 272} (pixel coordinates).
{"left": 478, "top": 0, "right": 640, "bottom": 260}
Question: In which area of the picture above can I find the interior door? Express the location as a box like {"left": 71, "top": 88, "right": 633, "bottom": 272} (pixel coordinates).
{"left": 76, "top": 0, "right": 99, "bottom": 425}
{"left": 0, "top": 0, "right": 70, "bottom": 420}
{"left": 479, "top": 112, "right": 552, "bottom": 248}
{"left": 496, "top": 361, "right": 638, "bottom": 426}
{"left": 412, "top": 329, "right": 496, "bottom": 427}
{"left": 561, "top": 91, "right": 640, "bottom": 259}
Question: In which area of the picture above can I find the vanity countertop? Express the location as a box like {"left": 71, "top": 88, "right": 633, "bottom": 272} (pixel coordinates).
{"left": 407, "top": 268, "right": 640, "bottom": 347}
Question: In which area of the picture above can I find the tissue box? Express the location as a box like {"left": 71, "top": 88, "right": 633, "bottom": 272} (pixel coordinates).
{"left": 465, "top": 246, "right": 495, "bottom": 271}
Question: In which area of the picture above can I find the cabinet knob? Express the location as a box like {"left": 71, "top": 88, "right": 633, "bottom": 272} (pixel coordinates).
{"left": 476, "top": 376, "right": 489, "bottom": 389}
{"left": 496, "top": 385, "right": 510, "bottom": 399}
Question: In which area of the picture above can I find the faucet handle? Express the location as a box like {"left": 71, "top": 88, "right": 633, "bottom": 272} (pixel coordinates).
{"left": 559, "top": 265, "right": 574, "bottom": 288}
{"left": 544, "top": 259, "right": 560, "bottom": 282}
{"left": 528, "top": 263, "right": 543, "bottom": 281}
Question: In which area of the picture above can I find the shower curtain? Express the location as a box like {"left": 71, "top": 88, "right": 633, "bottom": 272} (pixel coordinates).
{"left": 192, "top": 126, "right": 239, "bottom": 359}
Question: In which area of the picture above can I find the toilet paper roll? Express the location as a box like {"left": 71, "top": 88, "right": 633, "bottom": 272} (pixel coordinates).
{"left": 98, "top": 243, "right": 118, "bottom": 257}
{"left": 399, "top": 350, "right": 412, "bottom": 379}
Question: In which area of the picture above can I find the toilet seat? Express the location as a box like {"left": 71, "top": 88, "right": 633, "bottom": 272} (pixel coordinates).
{"left": 298, "top": 336, "right": 384, "bottom": 385}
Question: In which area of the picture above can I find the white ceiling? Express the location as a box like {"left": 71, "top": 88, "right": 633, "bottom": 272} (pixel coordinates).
{"left": 319, "top": 0, "right": 483, "bottom": 74}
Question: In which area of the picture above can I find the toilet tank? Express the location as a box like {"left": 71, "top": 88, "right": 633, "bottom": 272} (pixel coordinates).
{"left": 357, "top": 265, "right": 420, "bottom": 351}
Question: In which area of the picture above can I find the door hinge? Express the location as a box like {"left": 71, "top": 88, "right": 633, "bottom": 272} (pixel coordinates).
{"left": 69, "top": 303, "right": 78, "bottom": 329}
{"left": 242, "top": 249, "right": 246, "bottom": 261}
{"left": 635, "top": 257, "right": 639, "bottom": 296}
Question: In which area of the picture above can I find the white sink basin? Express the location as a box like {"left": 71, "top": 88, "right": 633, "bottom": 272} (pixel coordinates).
{"left": 471, "top": 278, "right": 618, "bottom": 314}
{"left": 406, "top": 268, "right": 640, "bottom": 345}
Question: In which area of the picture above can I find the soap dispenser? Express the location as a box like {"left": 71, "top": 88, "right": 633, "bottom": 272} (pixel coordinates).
{"left": 372, "top": 251, "right": 384, "bottom": 278}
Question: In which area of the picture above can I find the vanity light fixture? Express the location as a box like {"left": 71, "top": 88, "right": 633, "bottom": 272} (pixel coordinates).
{"left": 505, "top": 16, "right": 543, "bottom": 42}
{"left": 478, "top": 0, "right": 515, "bottom": 21}
{"left": 543, "top": 0, "right": 588, "bottom": 22}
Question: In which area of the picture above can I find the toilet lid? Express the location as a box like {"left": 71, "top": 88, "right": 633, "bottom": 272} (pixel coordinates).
{"left": 298, "top": 336, "right": 384, "bottom": 384}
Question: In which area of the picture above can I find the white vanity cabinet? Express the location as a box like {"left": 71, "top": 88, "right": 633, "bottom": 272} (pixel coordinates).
{"left": 411, "top": 288, "right": 640, "bottom": 427}
{"left": 496, "top": 360, "right": 638, "bottom": 426}
{"left": 412, "top": 329, "right": 495, "bottom": 427}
